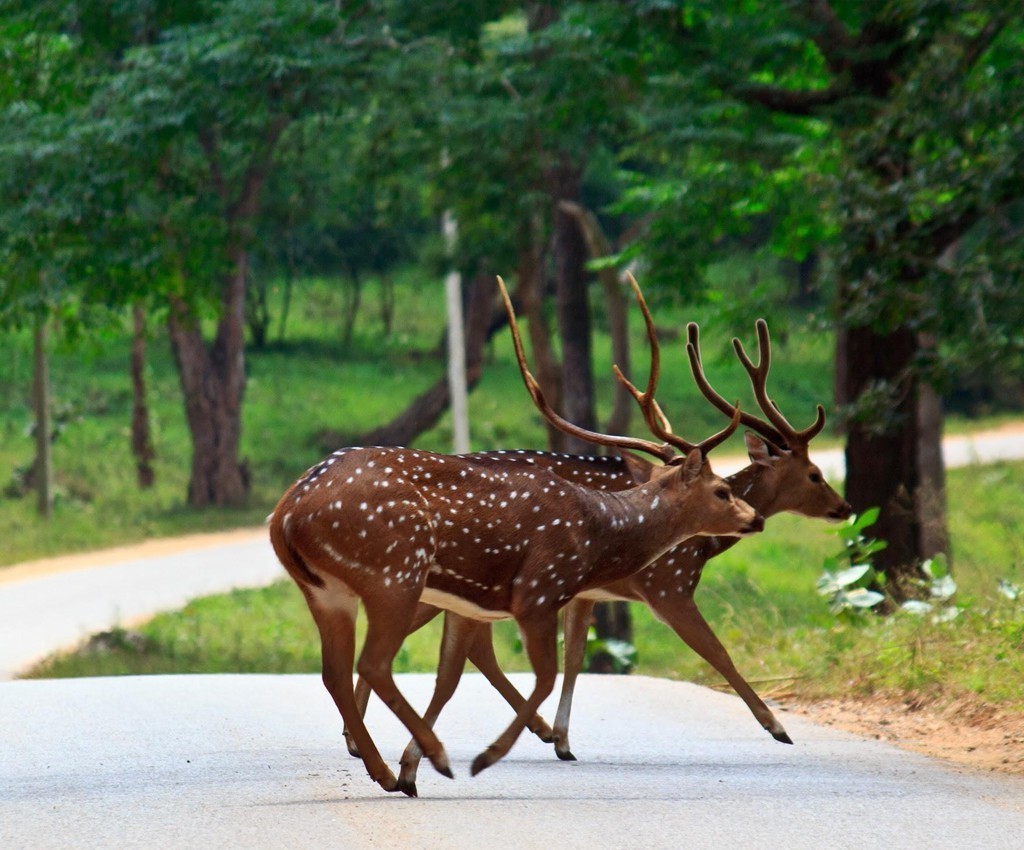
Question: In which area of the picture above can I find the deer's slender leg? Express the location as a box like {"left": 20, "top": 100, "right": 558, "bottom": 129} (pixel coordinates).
{"left": 356, "top": 594, "right": 454, "bottom": 795}
{"left": 396, "top": 612, "right": 480, "bottom": 795}
{"left": 465, "top": 622, "right": 554, "bottom": 743}
{"left": 551, "top": 597, "right": 596, "bottom": 760}
{"left": 345, "top": 602, "right": 443, "bottom": 758}
{"left": 470, "top": 614, "right": 559, "bottom": 776}
{"left": 307, "top": 592, "right": 401, "bottom": 794}
{"left": 654, "top": 595, "right": 791, "bottom": 743}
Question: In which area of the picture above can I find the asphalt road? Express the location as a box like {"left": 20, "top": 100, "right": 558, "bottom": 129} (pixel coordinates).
{"left": 2, "top": 673, "right": 1023, "bottom": 849}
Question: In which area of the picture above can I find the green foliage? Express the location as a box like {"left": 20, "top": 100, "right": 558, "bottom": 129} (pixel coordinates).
{"left": 817, "top": 508, "right": 888, "bottom": 614}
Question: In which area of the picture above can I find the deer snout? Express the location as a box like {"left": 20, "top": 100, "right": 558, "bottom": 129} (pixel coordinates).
{"left": 739, "top": 511, "right": 765, "bottom": 536}
{"left": 827, "top": 501, "right": 853, "bottom": 521}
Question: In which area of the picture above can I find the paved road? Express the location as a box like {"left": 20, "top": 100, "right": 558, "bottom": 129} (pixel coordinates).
{"left": 0, "top": 530, "right": 279, "bottom": 680}
{"left": 2, "top": 673, "right": 1022, "bottom": 849}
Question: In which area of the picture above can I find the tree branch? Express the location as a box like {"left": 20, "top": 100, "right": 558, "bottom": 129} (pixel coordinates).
{"left": 734, "top": 82, "right": 847, "bottom": 115}
{"left": 959, "top": 13, "right": 1008, "bottom": 74}
{"left": 229, "top": 113, "right": 290, "bottom": 221}
{"left": 794, "top": 0, "right": 854, "bottom": 74}
{"left": 197, "top": 127, "right": 228, "bottom": 203}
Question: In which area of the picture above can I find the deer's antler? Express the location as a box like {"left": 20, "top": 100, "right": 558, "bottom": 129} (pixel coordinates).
{"left": 685, "top": 319, "right": 824, "bottom": 450}
{"left": 612, "top": 272, "right": 741, "bottom": 458}
{"left": 497, "top": 276, "right": 675, "bottom": 462}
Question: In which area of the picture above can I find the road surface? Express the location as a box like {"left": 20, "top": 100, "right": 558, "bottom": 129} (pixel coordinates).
{"left": 2, "top": 673, "right": 1022, "bottom": 849}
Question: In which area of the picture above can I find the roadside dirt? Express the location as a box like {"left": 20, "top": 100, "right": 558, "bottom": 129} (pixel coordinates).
{"left": 786, "top": 694, "right": 1024, "bottom": 776}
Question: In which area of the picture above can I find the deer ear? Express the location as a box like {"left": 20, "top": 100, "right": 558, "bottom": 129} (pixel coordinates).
{"left": 618, "top": 449, "right": 656, "bottom": 484}
{"left": 680, "top": 449, "right": 705, "bottom": 486}
{"left": 744, "top": 432, "right": 776, "bottom": 467}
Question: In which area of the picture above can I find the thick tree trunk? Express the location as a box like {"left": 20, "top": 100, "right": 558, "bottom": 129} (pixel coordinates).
{"left": 917, "top": 336, "right": 949, "bottom": 565}
{"left": 32, "top": 317, "right": 53, "bottom": 518}
{"left": 130, "top": 304, "right": 156, "bottom": 489}
{"left": 549, "top": 159, "right": 597, "bottom": 455}
{"left": 840, "top": 319, "right": 926, "bottom": 594}
{"left": 167, "top": 257, "right": 249, "bottom": 508}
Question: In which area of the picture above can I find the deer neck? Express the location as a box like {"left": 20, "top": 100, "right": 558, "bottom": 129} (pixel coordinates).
{"left": 576, "top": 476, "right": 696, "bottom": 583}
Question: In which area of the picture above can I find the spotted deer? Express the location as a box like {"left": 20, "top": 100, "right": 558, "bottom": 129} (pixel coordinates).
{"left": 268, "top": 284, "right": 763, "bottom": 796}
{"left": 382, "top": 277, "right": 850, "bottom": 790}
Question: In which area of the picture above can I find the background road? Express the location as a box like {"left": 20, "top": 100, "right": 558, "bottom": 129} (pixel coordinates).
{"left": 2, "top": 673, "right": 1023, "bottom": 849}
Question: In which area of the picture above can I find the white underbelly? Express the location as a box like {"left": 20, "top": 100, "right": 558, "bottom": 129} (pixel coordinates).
{"left": 420, "top": 588, "right": 512, "bottom": 622}
{"left": 575, "top": 588, "right": 630, "bottom": 603}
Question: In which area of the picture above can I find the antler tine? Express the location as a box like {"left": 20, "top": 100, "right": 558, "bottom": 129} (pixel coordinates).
{"left": 612, "top": 363, "right": 696, "bottom": 453}
{"left": 497, "top": 276, "right": 674, "bottom": 462}
{"left": 731, "top": 318, "right": 826, "bottom": 445}
{"left": 621, "top": 271, "right": 713, "bottom": 456}
{"left": 695, "top": 402, "right": 743, "bottom": 456}
{"left": 687, "top": 322, "right": 786, "bottom": 447}
{"left": 619, "top": 274, "right": 745, "bottom": 458}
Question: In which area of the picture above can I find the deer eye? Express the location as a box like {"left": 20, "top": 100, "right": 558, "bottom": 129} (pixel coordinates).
{"left": 715, "top": 488, "right": 730, "bottom": 501}
{"left": 809, "top": 472, "right": 822, "bottom": 484}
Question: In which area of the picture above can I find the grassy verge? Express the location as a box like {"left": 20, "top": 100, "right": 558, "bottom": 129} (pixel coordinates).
{"left": 25, "top": 462, "right": 1024, "bottom": 718}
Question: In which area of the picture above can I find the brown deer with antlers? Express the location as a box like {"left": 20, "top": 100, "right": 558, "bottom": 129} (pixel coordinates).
{"left": 268, "top": 283, "right": 763, "bottom": 796}
{"left": 382, "top": 276, "right": 850, "bottom": 791}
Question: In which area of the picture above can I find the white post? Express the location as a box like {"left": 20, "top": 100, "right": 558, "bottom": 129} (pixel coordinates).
{"left": 444, "top": 208, "right": 470, "bottom": 454}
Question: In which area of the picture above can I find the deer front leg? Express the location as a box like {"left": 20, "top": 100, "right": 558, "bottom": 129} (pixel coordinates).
{"left": 656, "top": 595, "right": 792, "bottom": 744}
{"left": 551, "top": 597, "right": 596, "bottom": 761}
{"left": 345, "top": 602, "right": 442, "bottom": 759}
{"left": 470, "top": 614, "right": 559, "bottom": 776}
{"left": 397, "top": 611, "right": 480, "bottom": 796}
{"left": 357, "top": 596, "right": 454, "bottom": 796}
{"left": 308, "top": 595, "right": 401, "bottom": 795}
{"left": 465, "top": 622, "right": 554, "bottom": 743}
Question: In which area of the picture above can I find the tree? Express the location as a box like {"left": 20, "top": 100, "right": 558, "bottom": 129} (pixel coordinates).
{"left": 612, "top": 1, "right": 1024, "bottom": 599}
{"left": 73, "top": 0, "right": 388, "bottom": 506}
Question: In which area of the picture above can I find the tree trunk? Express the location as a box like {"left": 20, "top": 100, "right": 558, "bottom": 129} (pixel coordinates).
{"left": 558, "top": 200, "right": 632, "bottom": 436}
{"left": 549, "top": 159, "right": 597, "bottom": 455}
{"left": 917, "top": 334, "right": 949, "bottom": 566}
{"left": 840, "top": 319, "right": 925, "bottom": 595}
{"left": 32, "top": 317, "right": 53, "bottom": 518}
{"left": 167, "top": 257, "right": 249, "bottom": 508}
{"left": 130, "top": 304, "right": 156, "bottom": 489}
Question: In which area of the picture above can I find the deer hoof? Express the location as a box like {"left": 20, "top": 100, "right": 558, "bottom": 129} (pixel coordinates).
{"left": 531, "top": 722, "right": 555, "bottom": 744}
{"left": 396, "top": 777, "right": 418, "bottom": 798}
{"left": 772, "top": 729, "right": 794, "bottom": 745}
{"left": 345, "top": 739, "right": 361, "bottom": 759}
{"left": 555, "top": 747, "right": 577, "bottom": 762}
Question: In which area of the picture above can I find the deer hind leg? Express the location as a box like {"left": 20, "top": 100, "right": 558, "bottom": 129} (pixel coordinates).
{"left": 357, "top": 594, "right": 454, "bottom": 794}
{"left": 551, "top": 597, "right": 596, "bottom": 761}
{"left": 397, "top": 611, "right": 480, "bottom": 796}
{"left": 470, "top": 614, "right": 558, "bottom": 776}
{"left": 346, "top": 602, "right": 442, "bottom": 759}
{"left": 466, "top": 622, "right": 554, "bottom": 744}
{"left": 307, "top": 591, "right": 400, "bottom": 794}
{"left": 657, "top": 595, "right": 791, "bottom": 744}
